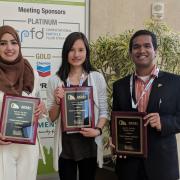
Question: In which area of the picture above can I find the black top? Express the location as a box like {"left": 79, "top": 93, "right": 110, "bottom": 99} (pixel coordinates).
{"left": 60, "top": 79, "right": 97, "bottom": 161}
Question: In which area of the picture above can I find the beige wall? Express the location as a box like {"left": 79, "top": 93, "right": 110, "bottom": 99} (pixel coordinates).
{"left": 89, "top": 0, "right": 180, "bottom": 41}
{"left": 89, "top": 0, "right": 180, "bottom": 172}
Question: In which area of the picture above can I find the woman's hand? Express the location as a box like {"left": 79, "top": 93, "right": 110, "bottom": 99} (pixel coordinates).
{"left": 48, "top": 86, "right": 64, "bottom": 122}
{"left": 0, "top": 133, "right": 11, "bottom": 145}
{"left": 79, "top": 128, "right": 101, "bottom": 137}
{"left": 54, "top": 86, "right": 64, "bottom": 105}
{"left": 35, "top": 101, "right": 47, "bottom": 118}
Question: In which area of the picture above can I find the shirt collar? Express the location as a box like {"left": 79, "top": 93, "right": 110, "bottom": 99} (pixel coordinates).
{"left": 134, "top": 65, "right": 159, "bottom": 79}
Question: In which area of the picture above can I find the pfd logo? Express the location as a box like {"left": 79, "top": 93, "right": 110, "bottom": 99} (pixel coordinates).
{"left": 17, "top": 28, "right": 44, "bottom": 42}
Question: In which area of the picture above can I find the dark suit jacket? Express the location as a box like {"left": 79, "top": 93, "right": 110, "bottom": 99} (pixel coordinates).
{"left": 112, "top": 71, "right": 180, "bottom": 180}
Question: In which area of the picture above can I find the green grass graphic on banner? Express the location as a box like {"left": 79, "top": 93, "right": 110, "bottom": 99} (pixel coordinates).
{"left": 38, "top": 146, "right": 55, "bottom": 174}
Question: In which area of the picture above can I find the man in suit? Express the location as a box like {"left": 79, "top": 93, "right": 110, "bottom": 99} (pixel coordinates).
{"left": 112, "top": 30, "right": 180, "bottom": 180}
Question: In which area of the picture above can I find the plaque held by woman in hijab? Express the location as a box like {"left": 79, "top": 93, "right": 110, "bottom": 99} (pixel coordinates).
{"left": 0, "top": 94, "right": 40, "bottom": 144}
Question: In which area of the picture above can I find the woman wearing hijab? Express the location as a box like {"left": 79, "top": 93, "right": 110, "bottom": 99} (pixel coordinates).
{"left": 0, "top": 25, "right": 46, "bottom": 180}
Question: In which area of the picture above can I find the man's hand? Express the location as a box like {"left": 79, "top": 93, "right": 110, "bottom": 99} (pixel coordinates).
{"left": 144, "top": 113, "right": 161, "bottom": 131}
{"left": 108, "top": 137, "right": 127, "bottom": 159}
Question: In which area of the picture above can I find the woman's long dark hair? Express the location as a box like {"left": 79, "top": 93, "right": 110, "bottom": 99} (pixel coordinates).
{"left": 57, "top": 32, "right": 95, "bottom": 84}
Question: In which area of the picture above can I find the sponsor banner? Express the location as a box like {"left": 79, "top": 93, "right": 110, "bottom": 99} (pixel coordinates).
{"left": 0, "top": 0, "right": 89, "bottom": 174}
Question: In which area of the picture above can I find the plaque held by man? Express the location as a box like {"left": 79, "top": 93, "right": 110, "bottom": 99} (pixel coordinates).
{"left": 60, "top": 86, "right": 95, "bottom": 132}
{"left": 111, "top": 111, "right": 147, "bottom": 157}
{"left": 0, "top": 94, "right": 40, "bottom": 144}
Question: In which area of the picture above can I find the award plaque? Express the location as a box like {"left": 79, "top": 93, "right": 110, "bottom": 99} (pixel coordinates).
{"left": 0, "top": 94, "right": 40, "bottom": 144}
{"left": 61, "top": 86, "right": 95, "bottom": 132}
{"left": 111, "top": 111, "right": 147, "bottom": 157}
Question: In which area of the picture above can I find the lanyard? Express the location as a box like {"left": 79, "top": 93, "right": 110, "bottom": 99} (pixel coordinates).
{"left": 130, "top": 69, "right": 159, "bottom": 109}
{"left": 66, "top": 72, "right": 85, "bottom": 87}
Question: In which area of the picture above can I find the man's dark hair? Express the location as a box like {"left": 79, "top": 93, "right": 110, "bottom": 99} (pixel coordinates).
{"left": 129, "top": 30, "right": 157, "bottom": 53}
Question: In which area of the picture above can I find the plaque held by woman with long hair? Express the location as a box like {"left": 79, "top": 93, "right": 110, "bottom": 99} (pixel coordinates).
{"left": 61, "top": 86, "right": 95, "bottom": 132}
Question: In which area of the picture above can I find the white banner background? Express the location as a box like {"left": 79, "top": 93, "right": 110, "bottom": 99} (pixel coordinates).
{"left": 0, "top": 0, "right": 89, "bottom": 174}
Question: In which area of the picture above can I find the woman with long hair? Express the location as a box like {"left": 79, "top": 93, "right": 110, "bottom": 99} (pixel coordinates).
{"left": 47, "top": 32, "right": 109, "bottom": 180}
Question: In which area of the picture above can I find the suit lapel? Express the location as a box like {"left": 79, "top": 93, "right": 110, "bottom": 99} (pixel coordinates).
{"left": 147, "top": 71, "right": 164, "bottom": 112}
